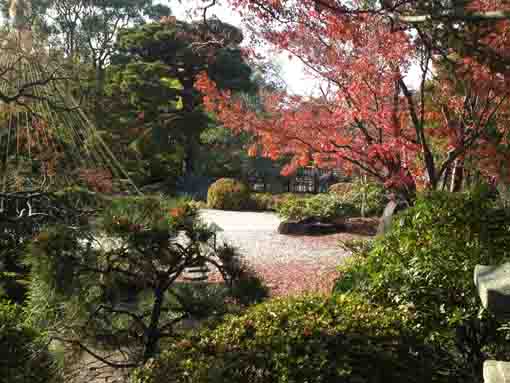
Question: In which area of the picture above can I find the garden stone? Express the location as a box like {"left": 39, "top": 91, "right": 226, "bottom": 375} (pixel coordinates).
{"left": 278, "top": 220, "right": 308, "bottom": 235}
{"left": 377, "top": 200, "right": 398, "bottom": 235}
{"left": 377, "top": 198, "right": 409, "bottom": 235}
{"left": 474, "top": 264, "right": 510, "bottom": 318}
{"left": 484, "top": 360, "right": 510, "bottom": 383}
{"left": 278, "top": 217, "right": 345, "bottom": 235}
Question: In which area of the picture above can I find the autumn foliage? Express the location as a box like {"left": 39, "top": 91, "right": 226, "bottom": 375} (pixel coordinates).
{"left": 195, "top": 0, "right": 510, "bottom": 198}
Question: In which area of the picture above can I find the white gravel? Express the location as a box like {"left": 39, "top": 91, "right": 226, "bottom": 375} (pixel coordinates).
{"left": 199, "top": 209, "right": 350, "bottom": 265}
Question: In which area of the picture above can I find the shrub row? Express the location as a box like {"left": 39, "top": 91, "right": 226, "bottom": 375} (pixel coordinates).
{"left": 276, "top": 194, "right": 358, "bottom": 222}
{"left": 206, "top": 178, "right": 314, "bottom": 212}
{"left": 206, "top": 178, "right": 386, "bottom": 222}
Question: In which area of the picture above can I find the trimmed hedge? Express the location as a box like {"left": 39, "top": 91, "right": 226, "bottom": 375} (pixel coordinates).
{"left": 132, "top": 294, "right": 464, "bottom": 383}
{"left": 277, "top": 194, "right": 358, "bottom": 221}
{"left": 207, "top": 178, "right": 251, "bottom": 210}
{"left": 249, "top": 193, "right": 314, "bottom": 212}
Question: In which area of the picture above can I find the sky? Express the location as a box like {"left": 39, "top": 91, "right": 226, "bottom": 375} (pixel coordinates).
{"left": 164, "top": 0, "right": 422, "bottom": 95}
{"left": 165, "top": 0, "right": 320, "bottom": 95}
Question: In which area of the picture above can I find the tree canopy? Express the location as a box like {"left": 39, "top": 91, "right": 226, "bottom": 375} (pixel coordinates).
{"left": 104, "top": 17, "right": 261, "bottom": 180}
{"left": 195, "top": 0, "right": 510, "bottom": 198}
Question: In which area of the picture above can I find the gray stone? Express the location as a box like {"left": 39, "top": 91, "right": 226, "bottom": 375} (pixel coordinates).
{"left": 277, "top": 221, "right": 309, "bottom": 235}
{"left": 474, "top": 264, "right": 510, "bottom": 318}
{"left": 277, "top": 218, "right": 345, "bottom": 235}
{"left": 377, "top": 200, "right": 398, "bottom": 235}
{"left": 484, "top": 360, "right": 510, "bottom": 383}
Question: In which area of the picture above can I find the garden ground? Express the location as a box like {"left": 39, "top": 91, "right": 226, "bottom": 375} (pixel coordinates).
{"left": 201, "top": 209, "right": 377, "bottom": 296}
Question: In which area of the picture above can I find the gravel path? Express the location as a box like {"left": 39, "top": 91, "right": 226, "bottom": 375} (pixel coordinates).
{"left": 200, "top": 209, "right": 351, "bottom": 263}
{"left": 200, "top": 209, "right": 369, "bottom": 295}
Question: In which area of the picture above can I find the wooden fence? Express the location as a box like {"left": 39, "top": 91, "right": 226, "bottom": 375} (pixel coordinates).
{"left": 247, "top": 167, "right": 345, "bottom": 194}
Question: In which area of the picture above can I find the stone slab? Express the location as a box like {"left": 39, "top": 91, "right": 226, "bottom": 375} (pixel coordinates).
{"left": 278, "top": 219, "right": 345, "bottom": 235}
{"left": 474, "top": 264, "right": 510, "bottom": 317}
{"left": 484, "top": 360, "right": 510, "bottom": 383}
{"left": 377, "top": 200, "right": 398, "bottom": 235}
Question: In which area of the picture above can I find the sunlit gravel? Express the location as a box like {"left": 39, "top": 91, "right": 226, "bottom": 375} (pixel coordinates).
{"left": 200, "top": 209, "right": 365, "bottom": 296}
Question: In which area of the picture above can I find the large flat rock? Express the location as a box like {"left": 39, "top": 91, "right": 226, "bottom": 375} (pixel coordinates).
{"left": 484, "top": 360, "right": 510, "bottom": 383}
{"left": 474, "top": 264, "right": 510, "bottom": 317}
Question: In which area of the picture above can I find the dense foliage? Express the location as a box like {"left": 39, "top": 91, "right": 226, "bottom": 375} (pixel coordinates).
{"left": 277, "top": 194, "right": 358, "bottom": 222}
{"left": 344, "top": 182, "right": 387, "bottom": 217}
{"left": 335, "top": 191, "right": 510, "bottom": 376}
{"left": 196, "top": 0, "right": 510, "bottom": 198}
{"left": 248, "top": 192, "right": 288, "bottom": 211}
{"left": 0, "top": 301, "right": 57, "bottom": 383}
{"left": 132, "top": 294, "right": 465, "bottom": 383}
{"left": 25, "top": 196, "right": 266, "bottom": 366}
{"left": 207, "top": 178, "right": 251, "bottom": 210}
{"left": 328, "top": 183, "right": 355, "bottom": 197}
{"left": 102, "top": 18, "right": 261, "bottom": 185}
{"left": 330, "top": 181, "right": 387, "bottom": 217}
{"left": 0, "top": 189, "right": 99, "bottom": 303}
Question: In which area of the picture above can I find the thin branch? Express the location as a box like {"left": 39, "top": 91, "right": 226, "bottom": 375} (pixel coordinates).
{"left": 51, "top": 336, "right": 138, "bottom": 369}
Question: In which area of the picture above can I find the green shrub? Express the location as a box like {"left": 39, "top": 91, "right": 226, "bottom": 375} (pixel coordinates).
{"left": 249, "top": 192, "right": 277, "bottom": 211}
{"left": 207, "top": 178, "right": 251, "bottom": 210}
{"left": 132, "top": 294, "right": 464, "bottom": 383}
{"left": 334, "top": 191, "right": 510, "bottom": 374}
{"left": 334, "top": 239, "right": 375, "bottom": 293}
{"left": 215, "top": 244, "right": 269, "bottom": 305}
{"left": 333, "top": 181, "right": 387, "bottom": 216}
{"left": 328, "top": 182, "right": 355, "bottom": 197}
{"left": 248, "top": 193, "right": 315, "bottom": 211}
{"left": 0, "top": 302, "right": 58, "bottom": 383}
{"left": 25, "top": 197, "right": 265, "bottom": 366}
{"left": 338, "top": 191, "right": 509, "bottom": 326}
{"left": 277, "top": 194, "right": 358, "bottom": 221}
{"left": 52, "top": 186, "right": 108, "bottom": 211}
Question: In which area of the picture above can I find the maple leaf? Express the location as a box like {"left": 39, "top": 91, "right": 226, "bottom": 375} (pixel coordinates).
{"left": 193, "top": 0, "right": 510, "bottom": 196}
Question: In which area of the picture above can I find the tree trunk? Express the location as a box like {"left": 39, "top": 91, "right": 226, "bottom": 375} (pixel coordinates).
{"left": 94, "top": 63, "right": 106, "bottom": 129}
{"left": 465, "top": 170, "right": 472, "bottom": 190}
{"left": 144, "top": 285, "right": 164, "bottom": 361}
{"left": 450, "top": 158, "right": 464, "bottom": 192}
{"left": 441, "top": 164, "right": 451, "bottom": 191}
{"left": 183, "top": 139, "right": 193, "bottom": 175}
{"left": 361, "top": 174, "right": 367, "bottom": 217}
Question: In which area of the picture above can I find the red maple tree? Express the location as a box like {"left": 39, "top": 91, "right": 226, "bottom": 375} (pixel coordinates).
{"left": 194, "top": 0, "right": 510, "bottom": 199}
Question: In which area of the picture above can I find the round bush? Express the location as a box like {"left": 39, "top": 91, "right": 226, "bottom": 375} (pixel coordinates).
{"left": 207, "top": 178, "right": 251, "bottom": 210}
{"left": 132, "top": 294, "right": 464, "bottom": 383}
